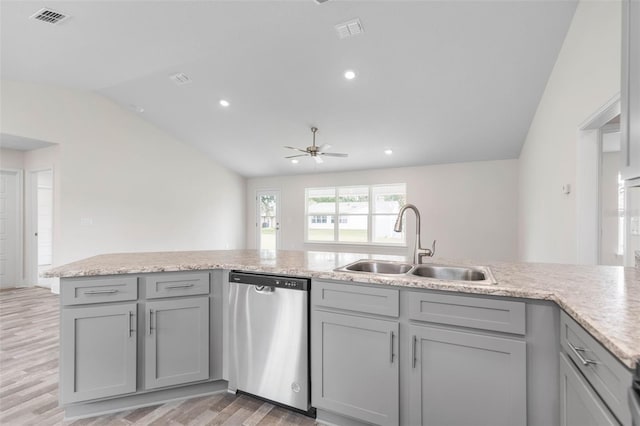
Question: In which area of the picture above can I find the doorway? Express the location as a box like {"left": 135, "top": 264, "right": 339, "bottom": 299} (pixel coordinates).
{"left": 26, "top": 169, "right": 54, "bottom": 287}
{"left": 599, "top": 126, "right": 624, "bottom": 266}
{"left": 0, "top": 169, "right": 23, "bottom": 288}
{"left": 256, "top": 190, "right": 280, "bottom": 251}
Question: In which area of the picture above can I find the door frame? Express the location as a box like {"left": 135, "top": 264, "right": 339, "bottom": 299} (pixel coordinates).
{"left": 598, "top": 123, "right": 622, "bottom": 265}
{"left": 576, "top": 94, "right": 620, "bottom": 264}
{"left": 255, "top": 189, "right": 281, "bottom": 250}
{"left": 0, "top": 168, "right": 24, "bottom": 287}
{"left": 25, "top": 166, "right": 54, "bottom": 286}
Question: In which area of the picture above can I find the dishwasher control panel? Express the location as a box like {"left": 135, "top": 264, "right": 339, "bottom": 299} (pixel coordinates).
{"left": 229, "top": 271, "right": 310, "bottom": 291}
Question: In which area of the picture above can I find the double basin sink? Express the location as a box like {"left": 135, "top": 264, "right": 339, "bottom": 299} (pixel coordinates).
{"left": 335, "top": 259, "right": 497, "bottom": 284}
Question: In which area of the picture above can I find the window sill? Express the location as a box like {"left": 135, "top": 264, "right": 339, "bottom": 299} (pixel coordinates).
{"left": 304, "top": 240, "right": 407, "bottom": 249}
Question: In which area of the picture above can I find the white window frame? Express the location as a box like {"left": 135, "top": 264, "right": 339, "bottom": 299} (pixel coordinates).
{"left": 304, "top": 184, "right": 407, "bottom": 246}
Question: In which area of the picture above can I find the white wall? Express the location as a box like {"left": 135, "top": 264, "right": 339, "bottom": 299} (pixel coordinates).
{"left": 0, "top": 148, "right": 25, "bottom": 169}
{"left": 0, "top": 80, "right": 246, "bottom": 267}
{"left": 518, "top": 0, "right": 621, "bottom": 264}
{"left": 247, "top": 160, "right": 519, "bottom": 262}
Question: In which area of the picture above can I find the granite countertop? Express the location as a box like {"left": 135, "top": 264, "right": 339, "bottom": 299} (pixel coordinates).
{"left": 45, "top": 249, "right": 640, "bottom": 368}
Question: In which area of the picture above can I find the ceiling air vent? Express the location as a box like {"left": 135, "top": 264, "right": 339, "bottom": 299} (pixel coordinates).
{"left": 335, "top": 18, "right": 364, "bottom": 39}
{"left": 30, "top": 8, "right": 69, "bottom": 25}
{"left": 169, "top": 72, "right": 192, "bottom": 86}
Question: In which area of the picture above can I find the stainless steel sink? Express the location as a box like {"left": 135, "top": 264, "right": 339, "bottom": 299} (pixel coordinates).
{"left": 338, "top": 260, "right": 414, "bottom": 275}
{"left": 335, "top": 260, "right": 497, "bottom": 284}
{"left": 410, "top": 265, "right": 487, "bottom": 281}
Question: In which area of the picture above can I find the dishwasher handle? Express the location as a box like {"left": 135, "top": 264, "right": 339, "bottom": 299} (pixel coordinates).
{"left": 254, "top": 285, "right": 275, "bottom": 293}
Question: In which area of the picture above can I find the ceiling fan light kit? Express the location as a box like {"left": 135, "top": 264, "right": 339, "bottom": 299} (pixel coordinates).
{"left": 284, "top": 126, "right": 348, "bottom": 163}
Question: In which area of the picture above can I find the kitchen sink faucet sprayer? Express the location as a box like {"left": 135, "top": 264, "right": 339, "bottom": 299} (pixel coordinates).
{"left": 394, "top": 203, "right": 436, "bottom": 264}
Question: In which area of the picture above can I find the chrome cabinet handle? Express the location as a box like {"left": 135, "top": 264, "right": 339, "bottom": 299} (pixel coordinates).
{"left": 85, "top": 289, "right": 118, "bottom": 295}
{"left": 128, "top": 311, "right": 135, "bottom": 337}
{"left": 390, "top": 331, "right": 395, "bottom": 363}
{"left": 165, "top": 283, "right": 194, "bottom": 289}
{"left": 412, "top": 335, "right": 417, "bottom": 368}
{"left": 148, "top": 309, "right": 154, "bottom": 335}
{"left": 568, "top": 341, "right": 598, "bottom": 366}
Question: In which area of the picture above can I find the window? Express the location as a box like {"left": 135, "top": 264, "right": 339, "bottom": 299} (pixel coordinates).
{"left": 305, "top": 184, "right": 407, "bottom": 245}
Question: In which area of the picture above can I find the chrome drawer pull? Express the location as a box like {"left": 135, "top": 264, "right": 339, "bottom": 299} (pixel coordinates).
{"left": 165, "top": 283, "right": 194, "bottom": 289}
{"left": 568, "top": 341, "right": 599, "bottom": 366}
{"left": 412, "top": 335, "right": 417, "bottom": 368}
{"left": 84, "top": 289, "right": 119, "bottom": 295}
{"left": 148, "top": 309, "right": 154, "bottom": 335}
{"left": 128, "top": 311, "right": 135, "bottom": 337}
{"left": 390, "top": 331, "right": 395, "bottom": 363}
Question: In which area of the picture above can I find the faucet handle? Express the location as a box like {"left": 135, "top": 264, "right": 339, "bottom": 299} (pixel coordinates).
{"left": 430, "top": 240, "right": 436, "bottom": 257}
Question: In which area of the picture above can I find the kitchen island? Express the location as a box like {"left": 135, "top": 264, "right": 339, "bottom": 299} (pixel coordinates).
{"left": 46, "top": 249, "right": 640, "bottom": 425}
{"left": 45, "top": 249, "right": 640, "bottom": 368}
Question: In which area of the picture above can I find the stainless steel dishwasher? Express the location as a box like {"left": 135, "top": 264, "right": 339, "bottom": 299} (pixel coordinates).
{"left": 228, "top": 271, "right": 312, "bottom": 414}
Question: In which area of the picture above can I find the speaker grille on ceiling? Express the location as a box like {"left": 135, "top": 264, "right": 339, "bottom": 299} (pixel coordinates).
{"left": 30, "top": 8, "right": 69, "bottom": 25}
{"left": 335, "top": 18, "right": 364, "bottom": 39}
{"left": 169, "top": 73, "right": 192, "bottom": 86}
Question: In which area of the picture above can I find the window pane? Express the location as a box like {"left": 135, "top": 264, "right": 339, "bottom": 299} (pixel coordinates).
{"left": 338, "top": 215, "right": 368, "bottom": 243}
{"left": 307, "top": 188, "right": 336, "bottom": 214}
{"left": 308, "top": 215, "right": 334, "bottom": 241}
{"left": 372, "top": 215, "right": 405, "bottom": 244}
{"left": 339, "top": 187, "right": 369, "bottom": 214}
{"left": 373, "top": 184, "right": 406, "bottom": 213}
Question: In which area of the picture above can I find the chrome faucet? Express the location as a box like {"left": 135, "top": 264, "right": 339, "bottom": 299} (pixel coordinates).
{"left": 394, "top": 203, "right": 436, "bottom": 264}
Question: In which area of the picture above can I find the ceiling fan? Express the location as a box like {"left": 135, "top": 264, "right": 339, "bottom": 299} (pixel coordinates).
{"left": 284, "top": 127, "right": 348, "bottom": 163}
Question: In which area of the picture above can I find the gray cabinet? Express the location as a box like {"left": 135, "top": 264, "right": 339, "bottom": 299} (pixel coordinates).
{"left": 408, "top": 324, "right": 527, "bottom": 426}
{"left": 61, "top": 303, "right": 137, "bottom": 404}
{"left": 621, "top": 0, "right": 640, "bottom": 180}
{"left": 559, "top": 312, "right": 632, "bottom": 425}
{"left": 560, "top": 352, "right": 620, "bottom": 426}
{"left": 144, "top": 297, "right": 209, "bottom": 390}
{"left": 312, "top": 309, "right": 399, "bottom": 426}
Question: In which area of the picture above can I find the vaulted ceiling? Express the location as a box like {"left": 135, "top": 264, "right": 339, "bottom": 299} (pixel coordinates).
{"left": 1, "top": 1, "right": 577, "bottom": 177}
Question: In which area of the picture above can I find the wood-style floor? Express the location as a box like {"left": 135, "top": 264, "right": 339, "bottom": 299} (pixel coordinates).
{"left": 0, "top": 287, "right": 317, "bottom": 425}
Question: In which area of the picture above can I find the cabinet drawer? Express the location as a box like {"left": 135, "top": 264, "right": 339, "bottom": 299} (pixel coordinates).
{"left": 144, "top": 272, "right": 210, "bottom": 299}
{"left": 560, "top": 312, "right": 632, "bottom": 425}
{"left": 62, "top": 276, "right": 138, "bottom": 305}
{"left": 560, "top": 352, "right": 619, "bottom": 426}
{"left": 312, "top": 280, "right": 399, "bottom": 317}
{"left": 407, "top": 291, "right": 525, "bottom": 334}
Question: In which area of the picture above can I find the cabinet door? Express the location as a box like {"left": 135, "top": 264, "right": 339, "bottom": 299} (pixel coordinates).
{"left": 144, "top": 297, "right": 209, "bottom": 390}
{"left": 61, "top": 303, "right": 137, "bottom": 404}
{"left": 408, "top": 325, "right": 526, "bottom": 426}
{"left": 621, "top": 0, "right": 640, "bottom": 180}
{"left": 312, "top": 310, "right": 399, "bottom": 426}
{"left": 560, "top": 353, "right": 619, "bottom": 426}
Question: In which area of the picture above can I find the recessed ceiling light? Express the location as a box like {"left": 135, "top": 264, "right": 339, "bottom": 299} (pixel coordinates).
{"left": 291, "top": 159, "right": 299, "bottom": 164}
{"left": 344, "top": 70, "right": 356, "bottom": 80}
{"left": 384, "top": 149, "right": 393, "bottom": 155}
{"left": 219, "top": 99, "right": 230, "bottom": 107}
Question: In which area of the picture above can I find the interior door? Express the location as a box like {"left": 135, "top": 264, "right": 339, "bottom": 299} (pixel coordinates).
{"left": 256, "top": 190, "right": 280, "bottom": 250}
{"left": 0, "top": 170, "right": 22, "bottom": 289}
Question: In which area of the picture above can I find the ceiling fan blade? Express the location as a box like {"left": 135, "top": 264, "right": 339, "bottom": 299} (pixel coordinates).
{"left": 320, "top": 152, "right": 348, "bottom": 157}
{"left": 285, "top": 154, "right": 308, "bottom": 159}
{"left": 314, "top": 156, "right": 324, "bottom": 164}
{"left": 284, "top": 146, "right": 309, "bottom": 153}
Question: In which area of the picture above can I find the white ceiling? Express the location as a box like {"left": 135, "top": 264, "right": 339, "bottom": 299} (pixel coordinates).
{"left": 1, "top": 1, "right": 577, "bottom": 177}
